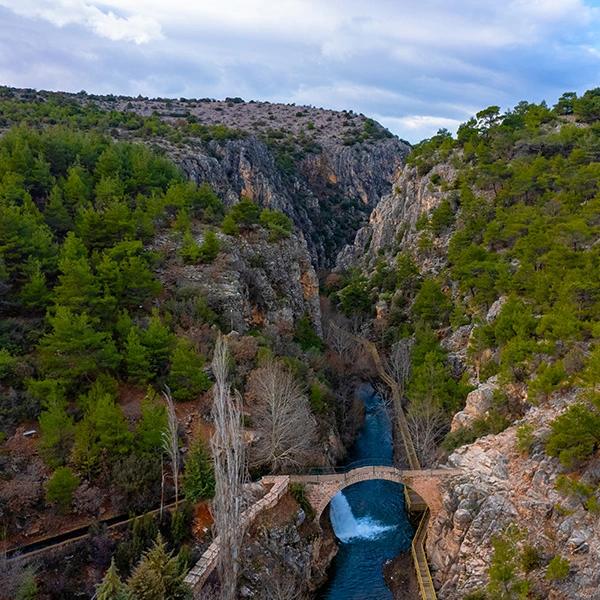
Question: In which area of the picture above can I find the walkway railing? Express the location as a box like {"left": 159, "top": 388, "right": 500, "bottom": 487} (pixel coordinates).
{"left": 412, "top": 510, "right": 437, "bottom": 600}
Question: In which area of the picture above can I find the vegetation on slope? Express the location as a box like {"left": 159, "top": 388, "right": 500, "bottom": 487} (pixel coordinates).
{"left": 333, "top": 88, "right": 600, "bottom": 469}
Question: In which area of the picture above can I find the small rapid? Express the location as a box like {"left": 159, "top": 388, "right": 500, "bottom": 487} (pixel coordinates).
{"left": 329, "top": 493, "right": 395, "bottom": 543}
{"left": 318, "top": 384, "right": 414, "bottom": 599}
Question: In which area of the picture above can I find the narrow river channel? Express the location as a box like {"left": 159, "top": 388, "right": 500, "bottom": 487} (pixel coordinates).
{"left": 318, "top": 384, "right": 414, "bottom": 599}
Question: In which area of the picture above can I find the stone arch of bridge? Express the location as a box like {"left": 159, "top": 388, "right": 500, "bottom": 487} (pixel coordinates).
{"left": 293, "top": 466, "right": 448, "bottom": 522}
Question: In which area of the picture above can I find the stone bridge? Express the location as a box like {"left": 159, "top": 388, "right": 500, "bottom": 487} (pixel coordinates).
{"left": 289, "top": 464, "right": 460, "bottom": 521}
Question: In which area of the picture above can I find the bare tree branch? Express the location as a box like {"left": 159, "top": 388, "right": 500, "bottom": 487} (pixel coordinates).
{"left": 385, "top": 338, "right": 413, "bottom": 397}
{"left": 406, "top": 402, "right": 447, "bottom": 467}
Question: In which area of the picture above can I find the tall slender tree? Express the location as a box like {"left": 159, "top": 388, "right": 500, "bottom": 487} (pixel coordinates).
{"left": 211, "top": 336, "right": 245, "bottom": 600}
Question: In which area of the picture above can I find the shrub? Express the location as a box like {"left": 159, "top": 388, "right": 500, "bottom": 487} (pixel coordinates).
{"left": 293, "top": 315, "right": 324, "bottom": 352}
{"left": 545, "top": 401, "right": 600, "bottom": 467}
{"left": 259, "top": 208, "right": 293, "bottom": 240}
{"left": 197, "top": 230, "right": 221, "bottom": 262}
{"left": 227, "top": 197, "right": 260, "bottom": 228}
{"left": 545, "top": 556, "right": 569, "bottom": 580}
{"left": 220, "top": 213, "right": 239, "bottom": 236}
{"left": 411, "top": 278, "right": 452, "bottom": 327}
{"left": 520, "top": 545, "right": 541, "bottom": 573}
{"left": 527, "top": 361, "right": 566, "bottom": 403}
{"left": 289, "top": 482, "right": 315, "bottom": 519}
{"left": 515, "top": 423, "right": 535, "bottom": 455}
{"left": 309, "top": 381, "right": 330, "bottom": 414}
{"left": 167, "top": 338, "right": 211, "bottom": 401}
{"left": 429, "top": 198, "right": 455, "bottom": 234}
{"left": 46, "top": 467, "right": 79, "bottom": 512}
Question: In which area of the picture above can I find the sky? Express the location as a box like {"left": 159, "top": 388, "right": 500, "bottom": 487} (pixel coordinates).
{"left": 0, "top": 1, "right": 599, "bottom": 142}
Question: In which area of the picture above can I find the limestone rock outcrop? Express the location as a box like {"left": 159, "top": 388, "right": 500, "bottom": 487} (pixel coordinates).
{"left": 429, "top": 395, "right": 600, "bottom": 600}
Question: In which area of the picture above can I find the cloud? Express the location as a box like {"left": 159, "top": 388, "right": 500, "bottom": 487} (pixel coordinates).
{"left": 0, "top": 1, "right": 598, "bottom": 141}
{"left": 0, "top": 0, "right": 162, "bottom": 44}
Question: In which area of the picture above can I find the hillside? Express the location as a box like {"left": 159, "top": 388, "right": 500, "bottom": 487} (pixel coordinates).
{"left": 332, "top": 89, "right": 600, "bottom": 599}
{"left": 0, "top": 87, "right": 410, "bottom": 265}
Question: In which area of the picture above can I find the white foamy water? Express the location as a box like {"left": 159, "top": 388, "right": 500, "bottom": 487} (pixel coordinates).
{"left": 329, "top": 492, "right": 395, "bottom": 543}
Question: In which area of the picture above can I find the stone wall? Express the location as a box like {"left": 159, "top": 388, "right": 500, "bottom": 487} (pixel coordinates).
{"left": 184, "top": 476, "right": 290, "bottom": 596}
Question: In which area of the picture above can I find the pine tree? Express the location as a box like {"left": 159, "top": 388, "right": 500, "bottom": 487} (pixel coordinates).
{"left": 39, "top": 397, "right": 74, "bottom": 467}
{"left": 178, "top": 229, "right": 200, "bottom": 264}
{"left": 126, "top": 559, "right": 164, "bottom": 600}
{"left": 38, "top": 306, "right": 120, "bottom": 383}
{"left": 96, "top": 559, "right": 129, "bottom": 600}
{"left": 125, "top": 327, "right": 152, "bottom": 384}
{"left": 20, "top": 259, "right": 50, "bottom": 309}
{"left": 182, "top": 439, "right": 215, "bottom": 501}
{"left": 136, "top": 395, "right": 167, "bottom": 454}
{"left": 167, "top": 338, "right": 210, "bottom": 401}
{"left": 197, "top": 230, "right": 221, "bottom": 262}
{"left": 72, "top": 390, "right": 133, "bottom": 474}
{"left": 53, "top": 233, "right": 101, "bottom": 314}
{"left": 126, "top": 534, "right": 190, "bottom": 600}
{"left": 141, "top": 311, "right": 174, "bottom": 375}
{"left": 44, "top": 184, "right": 73, "bottom": 235}
{"left": 62, "top": 165, "right": 90, "bottom": 212}
{"left": 45, "top": 466, "right": 79, "bottom": 513}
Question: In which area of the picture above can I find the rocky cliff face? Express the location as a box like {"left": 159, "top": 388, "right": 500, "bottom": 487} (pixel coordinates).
{"left": 3, "top": 87, "right": 409, "bottom": 266}
{"left": 335, "top": 149, "right": 600, "bottom": 599}
{"left": 169, "top": 135, "right": 407, "bottom": 265}
{"left": 152, "top": 225, "right": 321, "bottom": 335}
{"left": 336, "top": 162, "right": 454, "bottom": 272}
{"left": 429, "top": 395, "right": 600, "bottom": 599}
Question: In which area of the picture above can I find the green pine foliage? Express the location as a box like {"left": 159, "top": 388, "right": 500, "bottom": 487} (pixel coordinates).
{"left": 46, "top": 466, "right": 79, "bottom": 512}
{"left": 0, "top": 118, "right": 229, "bottom": 443}
{"left": 71, "top": 388, "right": 133, "bottom": 476}
{"left": 259, "top": 208, "right": 293, "bottom": 240}
{"left": 136, "top": 395, "right": 168, "bottom": 454}
{"left": 197, "top": 230, "right": 221, "bottom": 262}
{"left": 124, "top": 327, "right": 152, "bottom": 384}
{"left": 360, "top": 90, "right": 600, "bottom": 457}
{"left": 545, "top": 556, "right": 570, "bottom": 581}
{"left": 182, "top": 439, "right": 215, "bottom": 502}
{"left": 38, "top": 396, "right": 75, "bottom": 467}
{"left": 167, "top": 338, "right": 210, "bottom": 401}
{"left": 293, "top": 315, "right": 324, "bottom": 352}
{"left": 486, "top": 526, "right": 530, "bottom": 599}
{"left": 126, "top": 534, "right": 191, "bottom": 600}
{"left": 95, "top": 559, "right": 129, "bottom": 600}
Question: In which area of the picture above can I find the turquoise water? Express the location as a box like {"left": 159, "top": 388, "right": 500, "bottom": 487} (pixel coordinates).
{"left": 318, "top": 385, "right": 414, "bottom": 600}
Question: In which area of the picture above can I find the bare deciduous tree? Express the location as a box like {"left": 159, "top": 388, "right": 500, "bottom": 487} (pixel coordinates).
{"left": 325, "top": 318, "right": 354, "bottom": 359}
{"left": 211, "top": 335, "right": 245, "bottom": 600}
{"left": 406, "top": 401, "right": 447, "bottom": 467}
{"left": 162, "top": 388, "right": 180, "bottom": 510}
{"left": 385, "top": 338, "right": 413, "bottom": 397}
{"left": 251, "top": 361, "right": 317, "bottom": 473}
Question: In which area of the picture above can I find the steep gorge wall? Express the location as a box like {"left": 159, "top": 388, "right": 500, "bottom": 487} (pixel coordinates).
{"left": 334, "top": 152, "right": 600, "bottom": 600}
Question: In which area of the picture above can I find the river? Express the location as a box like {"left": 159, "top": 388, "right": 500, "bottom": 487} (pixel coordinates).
{"left": 318, "top": 384, "right": 414, "bottom": 599}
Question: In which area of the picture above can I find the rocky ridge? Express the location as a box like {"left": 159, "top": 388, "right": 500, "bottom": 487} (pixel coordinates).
{"left": 152, "top": 225, "right": 321, "bottom": 336}
{"left": 336, "top": 161, "right": 456, "bottom": 272}
{"left": 2, "top": 87, "right": 410, "bottom": 265}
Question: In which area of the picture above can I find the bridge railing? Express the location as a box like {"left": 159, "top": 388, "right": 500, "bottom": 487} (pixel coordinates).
{"left": 285, "top": 457, "right": 397, "bottom": 476}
